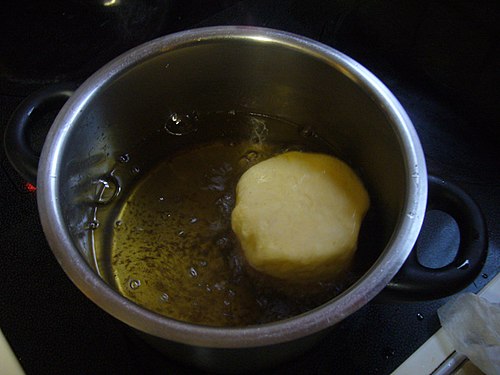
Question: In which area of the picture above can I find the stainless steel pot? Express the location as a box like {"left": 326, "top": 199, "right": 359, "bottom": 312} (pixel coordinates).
{"left": 4, "top": 26, "right": 487, "bottom": 372}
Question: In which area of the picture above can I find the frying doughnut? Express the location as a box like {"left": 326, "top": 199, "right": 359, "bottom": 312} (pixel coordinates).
{"left": 231, "top": 151, "right": 370, "bottom": 282}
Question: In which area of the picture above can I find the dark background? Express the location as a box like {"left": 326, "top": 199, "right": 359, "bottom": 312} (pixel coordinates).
{"left": 1, "top": 1, "right": 498, "bottom": 374}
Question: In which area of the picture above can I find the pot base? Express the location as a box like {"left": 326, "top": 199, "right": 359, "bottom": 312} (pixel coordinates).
{"left": 135, "top": 327, "right": 332, "bottom": 373}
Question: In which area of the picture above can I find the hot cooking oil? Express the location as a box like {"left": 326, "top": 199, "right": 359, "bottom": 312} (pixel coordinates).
{"left": 94, "top": 112, "right": 376, "bottom": 327}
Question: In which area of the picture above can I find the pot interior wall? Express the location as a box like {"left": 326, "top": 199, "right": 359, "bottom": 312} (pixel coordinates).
{"left": 56, "top": 38, "right": 407, "bottom": 286}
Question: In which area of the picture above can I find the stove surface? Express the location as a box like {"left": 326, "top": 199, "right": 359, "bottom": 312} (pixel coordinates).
{"left": 1, "top": 1, "right": 498, "bottom": 374}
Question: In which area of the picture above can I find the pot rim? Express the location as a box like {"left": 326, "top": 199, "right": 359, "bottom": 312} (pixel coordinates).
{"left": 37, "top": 26, "right": 427, "bottom": 348}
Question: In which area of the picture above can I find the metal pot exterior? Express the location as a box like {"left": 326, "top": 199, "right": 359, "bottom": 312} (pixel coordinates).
{"left": 36, "top": 27, "right": 427, "bottom": 369}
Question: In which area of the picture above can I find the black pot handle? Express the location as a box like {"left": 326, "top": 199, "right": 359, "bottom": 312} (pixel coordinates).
{"left": 4, "top": 83, "right": 77, "bottom": 185}
{"left": 383, "top": 175, "right": 488, "bottom": 301}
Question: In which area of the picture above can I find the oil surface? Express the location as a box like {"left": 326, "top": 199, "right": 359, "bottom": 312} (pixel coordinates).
{"left": 98, "top": 113, "right": 372, "bottom": 327}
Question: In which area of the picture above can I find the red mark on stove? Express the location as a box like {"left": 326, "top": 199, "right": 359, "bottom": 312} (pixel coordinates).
{"left": 24, "top": 182, "right": 37, "bottom": 193}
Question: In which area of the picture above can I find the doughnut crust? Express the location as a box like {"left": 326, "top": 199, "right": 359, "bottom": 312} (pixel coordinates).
{"left": 231, "top": 151, "right": 370, "bottom": 282}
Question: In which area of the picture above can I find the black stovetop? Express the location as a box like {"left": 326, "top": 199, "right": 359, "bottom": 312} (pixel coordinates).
{"left": 1, "top": 1, "right": 498, "bottom": 374}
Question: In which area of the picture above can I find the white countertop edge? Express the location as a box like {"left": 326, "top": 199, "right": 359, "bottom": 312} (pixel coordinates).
{"left": 0, "top": 329, "right": 25, "bottom": 375}
{"left": 391, "top": 272, "right": 500, "bottom": 375}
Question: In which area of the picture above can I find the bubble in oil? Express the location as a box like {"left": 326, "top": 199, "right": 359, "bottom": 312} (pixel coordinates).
{"left": 215, "top": 236, "right": 229, "bottom": 249}
{"left": 417, "top": 313, "right": 424, "bottom": 321}
{"left": 131, "top": 166, "right": 141, "bottom": 175}
{"left": 189, "top": 217, "right": 198, "bottom": 224}
{"left": 189, "top": 267, "right": 198, "bottom": 278}
{"left": 164, "top": 112, "right": 198, "bottom": 136}
{"left": 129, "top": 279, "right": 141, "bottom": 290}
{"left": 239, "top": 150, "right": 259, "bottom": 166}
{"left": 214, "top": 282, "right": 226, "bottom": 291}
{"left": 160, "top": 292, "right": 170, "bottom": 302}
{"left": 159, "top": 211, "right": 172, "bottom": 221}
{"left": 118, "top": 153, "right": 130, "bottom": 163}
{"left": 114, "top": 220, "right": 123, "bottom": 228}
{"left": 85, "top": 220, "right": 100, "bottom": 230}
{"left": 95, "top": 178, "right": 120, "bottom": 205}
